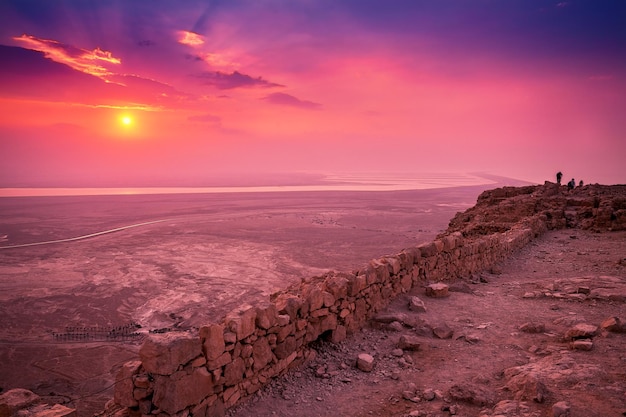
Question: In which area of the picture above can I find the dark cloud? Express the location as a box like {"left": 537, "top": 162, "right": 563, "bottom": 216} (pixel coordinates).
{"left": 262, "top": 92, "right": 321, "bottom": 110}
{"left": 196, "top": 70, "right": 283, "bottom": 90}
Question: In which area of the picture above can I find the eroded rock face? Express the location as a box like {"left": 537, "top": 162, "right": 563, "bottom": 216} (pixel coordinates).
{"left": 0, "top": 389, "right": 76, "bottom": 417}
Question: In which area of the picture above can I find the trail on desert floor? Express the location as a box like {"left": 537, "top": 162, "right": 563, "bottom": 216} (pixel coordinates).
{"left": 0, "top": 219, "right": 167, "bottom": 250}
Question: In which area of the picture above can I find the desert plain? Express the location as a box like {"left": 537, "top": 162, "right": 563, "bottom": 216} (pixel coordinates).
{"left": 0, "top": 181, "right": 510, "bottom": 416}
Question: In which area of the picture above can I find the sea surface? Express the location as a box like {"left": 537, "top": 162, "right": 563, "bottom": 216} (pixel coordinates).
{"left": 0, "top": 172, "right": 497, "bottom": 197}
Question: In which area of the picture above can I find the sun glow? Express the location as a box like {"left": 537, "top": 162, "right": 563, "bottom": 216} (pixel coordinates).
{"left": 121, "top": 115, "right": 132, "bottom": 126}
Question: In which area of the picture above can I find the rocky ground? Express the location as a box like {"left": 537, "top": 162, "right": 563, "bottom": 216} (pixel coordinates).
{"left": 226, "top": 228, "right": 626, "bottom": 417}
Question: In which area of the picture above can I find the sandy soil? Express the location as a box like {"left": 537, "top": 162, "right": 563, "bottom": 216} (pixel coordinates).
{"left": 227, "top": 229, "right": 626, "bottom": 417}
{"left": 0, "top": 185, "right": 497, "bottom": 416}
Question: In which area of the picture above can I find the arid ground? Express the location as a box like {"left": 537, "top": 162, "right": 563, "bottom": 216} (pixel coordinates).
{"left": 0, "top": 183, "right": 508, "bottom": 416}
{"left": 227, "top": 228, "right": 626, "bottom": 417}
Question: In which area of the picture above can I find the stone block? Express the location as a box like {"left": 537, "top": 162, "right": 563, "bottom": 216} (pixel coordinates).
{"left": 330, "top": 325, "right": 347, "bottom": 343}
{"left": 324, "top": 274, "right": 349, "bottom": 299}
{"left": 252, "top": 337, "right": 273, "bottom": 371}
{"left": 255, "top": 303, "right": 278, "bottom": 330}
{"left": 425, "top": 283, "right": 449, "bottom": 298}
{"left": 356, "top": 353, "right": 375, "bottom": 372}
{"left": 152, "top": 368, "right": 214, "bottom": 415}
{"left": 274, "top": 336, "right": 297, "bottom": 359}
{"left": 206, "top": 352, "right": 231, "bottom": 371}
{"left": 348, "top": 274, "right": 367, "bottom": 297}
{"left": 113, "top": 360, "right": 141, "bottom": 407}
{"left": 225, "top": 306, "right": 257, "bottom": 341}
{"left": 223, "top": 357, "right": 245, "bottom": 386}
{"left": 322, "top": 291, "right": 335, "bottom": 308}
{"left": 140, "top": 332, "right": 201, "bottom": 375}
{"left": 418, "top": 242, "right": 437, "bottom": 257}
{"left": 200, "top": 324, "right": 225, "bottom": 361}
{"left": 275, "top": 295, "right": 303, "bottom": 320}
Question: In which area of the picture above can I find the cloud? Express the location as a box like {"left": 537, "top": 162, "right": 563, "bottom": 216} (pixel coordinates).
{"left": 13, "top": 34, "right": 121, "bottom": 80}
{"left": 0, "top": 44, "right": 190, "bottom": 109}
{"left": 178, "top": 30, "right": 204, "bottom": 47}
{"left": 196, "top": 70, "right": 283, "bottom": 90}
{"left": 188, "top": 113, "right": 221, "bottom": 123}
{"left": 262, "top": 92, "right": 322, "bottom": 110}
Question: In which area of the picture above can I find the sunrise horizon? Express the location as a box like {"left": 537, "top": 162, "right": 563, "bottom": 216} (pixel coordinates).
{"left": 1, "top": 1, "right": 624, "bottom": 189}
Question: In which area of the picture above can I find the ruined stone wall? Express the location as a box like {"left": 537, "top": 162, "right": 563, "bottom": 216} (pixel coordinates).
{"left": 110, "top": 183, "right": 626, "bottom": 417}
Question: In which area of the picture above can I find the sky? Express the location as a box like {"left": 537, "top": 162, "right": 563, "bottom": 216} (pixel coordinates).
{"left": 0, "top": 0, "right": 624, "bottom": 187}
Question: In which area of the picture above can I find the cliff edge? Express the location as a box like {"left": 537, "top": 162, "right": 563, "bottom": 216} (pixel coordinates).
{"left": 94, "top": 181, "right": 626, "bottom": 417}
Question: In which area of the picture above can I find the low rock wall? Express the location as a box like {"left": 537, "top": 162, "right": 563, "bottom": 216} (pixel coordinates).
{"left": 110, "top": 183, "right": 625, "bottom": 417}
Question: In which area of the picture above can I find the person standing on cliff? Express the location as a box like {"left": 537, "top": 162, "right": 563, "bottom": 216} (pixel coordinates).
{"left": 556, "top": 171, "right": 563, "bottom": 185}
{"left": 568, "top": 178, "right": 575, "bottom": 191}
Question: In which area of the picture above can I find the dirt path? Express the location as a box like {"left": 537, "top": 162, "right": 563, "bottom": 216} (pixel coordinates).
{"left": 227, "top": 229, "right": 626, "bottom": 417}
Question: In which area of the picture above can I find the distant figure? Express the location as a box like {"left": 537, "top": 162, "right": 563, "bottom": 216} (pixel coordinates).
{"left": 556, "top": 171, "right": 563, "bottom": 185}
{"left": 567, "top": 178, "right": 575, "bottom": 190}
{"left": 579, "top": 180, "right": 584, "bottom": 187}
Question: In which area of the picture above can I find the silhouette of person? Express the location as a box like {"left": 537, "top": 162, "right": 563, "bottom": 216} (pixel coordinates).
{"left": 567, "top": 178, "right": 575, "bottom": 190}
{"left": 579, "top": 180, "right": 584, "bottom": 187}
{"left": 556, "top": 171, "right": 563, "bottom": 185}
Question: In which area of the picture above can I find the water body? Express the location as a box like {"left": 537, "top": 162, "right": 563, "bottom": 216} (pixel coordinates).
{"left": 0, "top": 172, "right": 498, "bottom": 197}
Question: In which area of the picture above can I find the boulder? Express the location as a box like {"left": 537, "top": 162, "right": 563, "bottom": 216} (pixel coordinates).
{"left": 0, "top": 389, "right": 41, "bottom": 417}
{"left": 398, "top": 335, "right": 421, "bottom": 351}
{"left": 564, "top": 323, "right": 597, "bottom": 340}
{"left": 425, "top": 283, "right": 449, "bottom": 298}
{"left": 356, "top": 353, "right": 375, "bottom": 372}
{"left": 408, "top": 296, "right": 427, "bottom": 312}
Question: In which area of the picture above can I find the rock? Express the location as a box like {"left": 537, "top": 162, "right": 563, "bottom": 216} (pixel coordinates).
{"left": 449, "top": 404, "right": 459, "bottom": 415}
{"left": 433, "top": 323, "right": 454, "bottom": 339}
{"left": 570, "top": 339, "right": 593, "bottom": 351}
{"left": 448, "top": 384, "right": 494, "bottom": 406}
{"left": 152, "top": 368, "right": 214, "bottom": 415}
{"left": 398, "top": 335, "right": 421, "bottom": 351}
{"left": 564, "top": 323, "right": 598, "bottom": 340}
{"left": 448, "top": 282, "right": 473, "bottom": 294}
{"left": 388, "top": 321, "right": 405, "bottom": 332}
{"left": 0, "top": 389, "right": 41, "bottom": 417}
{"left": 425, "top": 283, "right": 449, "bottom": 298}
{"left": 373, "top": 312, "right": 409, "bottom": 324}
{"left": 408, "top": 296, "right": 427, "bottom": 312}
{"left": 422, "top": 389, "right": 436, "bottom": 401}
{"left": 330, "top": 325, "right": 347, "bottom": 343}
{"left": 357, "top": 353, "right": 375, "bottom": 372}
{"left": 113, "top": 360, "right": 141, "bottom": 408}
{"left": 505, "top": 370, "right": 549, "bottom": 403}
{"left": 391, "top": 348, "right": 404, "bottom": 357}
{"left": 600, "top": 316, "right": 624, "bottom": 333}
{"left": 519, "top": 322, "right": 546, "bottom": 333}
{"left": 402, "top": 391, "right": 420, "bottom": 402}
{"left": 225, "top": 306, "right": 257, "bottom": 340}
{"left": 30, "top": 404, "right": 77, "bottom": 417}
{"left": 139, "top": 332, "right": 202, "bottom": 375}
{"left": 552, "top": 401, "right": 571, "bottom": 417}
{"left": 492, "top": 400, "right": 520, "bottom": 415}
{"left": 200, "top": 324, "right": 225, "bottom": 361}
{"left": 252, "top": 337, "right": 274, "bottom": 371}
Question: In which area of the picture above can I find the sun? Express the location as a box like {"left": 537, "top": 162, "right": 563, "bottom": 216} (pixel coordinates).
{"left": 120, "top": 115, "right": 133, "bottom": 126}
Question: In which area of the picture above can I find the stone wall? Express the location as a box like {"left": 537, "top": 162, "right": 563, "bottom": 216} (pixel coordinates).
{"left": 110, "top": 183, "right": 626, "bottom": 417}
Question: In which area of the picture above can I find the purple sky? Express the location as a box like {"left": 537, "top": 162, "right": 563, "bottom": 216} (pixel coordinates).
{"left": 0, "top": 0, "right": 624, "bottom": 187}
